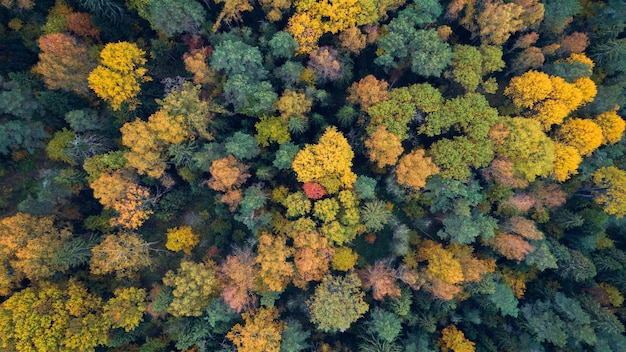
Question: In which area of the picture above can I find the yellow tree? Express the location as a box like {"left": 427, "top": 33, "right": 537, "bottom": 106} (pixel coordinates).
{"left": 395, "top": 148, "right": 440, "bottom": 191}
{"left": 88, "top": 41, "right": 150, "bottom": 110}
{"left": 504, "top": 70, "right": 553, "bottom": 109}
{"left": 592, "top": 166, "right": 626, "bottom": 218}
{"left": 256, "top": 233, "right": 294, "bottom": 292}
{"left": 165, "top": 226, "right": 200, "bottom": 255}
{"left": 292, "top": 126, "right": 357, "bottom": 193}
{"left": 557, "top": 118, "right": 603, "bottom": 157}
{"left": 89, "top": 232, "right": 152, "bottom": 278}
{"left": 0, "top": 280, "right": 109, "bottom": 352}
{"left": 439, "top": 325, "right": 476, "bottom": 352}
{"left": 226, "top": 307, "right": 284, "bottom": 352}
{"left": 364, "top": 125, "right": 404, "bottom": 168}
{"left": 103, "top": 287, "right": 146, "bottom": 332}
{"left": 553, "top": 142, "right": 582, "bottom": 182}
{"left": 162, "top": 260, "right": 221, "bottom": 317}
{"left": 596, "top": 108, "right": 625, "bottom": 145}
{"left": 213, "top": 0, "right": 254, "bottom": 32}
{"left": 275, "top": 89, "right": 312, "bottom": 122}
{"left": 0, "top": 213, "right": 71, "bottom": 292}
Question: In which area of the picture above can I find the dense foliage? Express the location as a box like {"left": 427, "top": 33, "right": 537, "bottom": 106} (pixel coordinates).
{"left": 1, "top": 0, "right": 626, "bottom": 351}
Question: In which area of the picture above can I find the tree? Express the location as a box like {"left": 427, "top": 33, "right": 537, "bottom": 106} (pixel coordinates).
{"left": 165, "top": 226, "right": 199, "bottom": 255}
{"left": 292, "top": 127, "right": 357, "bottom": 193}
{"left": 0, "top": 281, "right": 109, "bottom": 352}
{"left": 360, "top": 199, "right": 392, "bottom": 232}
{"left": 89, "top": 232, "right": 152, "bottom": 278}
{"left": 90, "top": 171, "right": 154, "bottom": 229}
{"left": 225, "top": 132, "right": 260, "bottom": 160}
{"left": 307, "top": 273, "right": 369, "bottom": 333}
{"left": 147, "top": 0, "right": 206, "bottom": 36}
{"left": 162, "top": 260, "right": 221, "bottom": 317}
{"left": 0, "top": 213, "right": 71, "bottom": 290}
{"left": 497, "top": 117, "right": 555, "bottom": 182}
{"left": 33, "top": 33, "right": 96, "bottom": 96}
{"left": 256, "top": 116, "right": 291, "bottom": 147}
{"left": 365, "top": 126, "right": 403, "bottom": 168}
{"left": 219, "top": 247, "right": 259, "bottom": 312}
{"left": 256, "top": 233, "right": 294, "bottom": 292}
{"left": 491, "top": 233, "right": 534, "bottom": 260}
{"left": 157, "top": 82, "right": 213, "bottom": 141}
{"left": 361, "top": 260, "right": 401, "bottom": 301}
{"left": 103, "top": 287, "right": 146, "bottom": 332}
{"left": 439, "top": 325, "right": 475, "bottom": 352}
{"left": 504, "top": 70, "right": 553, "bottom": 109}
{"left": 347, "top": 75, "right": 389, "bottom": 110}
{"left": 223, "top": 74, "right": 278, "bottom": 116}
{"left": 88, "top": 41, "right": 150, "bottom": 110}
{"left": 66, "top": 12, "right": 100, "bottom": 39}
{"left": 291, "top": 229, "right": 333, "bottom": 287}
{"left": 430, "top": 137, "right": 494, "bottom": 181}
{"left": 395, "top": 148, "right": 439, "bottom": 190}
{"left": 339, "top": 26, "right": 367, "bottom": 54}
{"left": 557, "top": 118, "right": 603, "bottom": 157}
{"left": 476, "top": 0, "right": 525, "bottom": 45}
{"left": 227, "top": 307, "right": 284, "bottom": 352}
{"left": 275, "top": 89, "right": 312, "bottom": 122}
{"left": 595, "top": 108, "right": 625, "bottom": 145}
{"left": 213, "top": 0, "right": 254, "bottom": 32}
{"left": 592, "top": 166, "right": 626, "bottom": 218}
{"left": 183, "top": 48, "right": 214, "bottom": 85}
{"left": 308, "top": 46, "right": 345, "bottom": 82}
{"left": 553, "top": 142, "right": 582, "bottom": 182}
{"left": 208, "top": 155, "right": 250, "bottom": 193}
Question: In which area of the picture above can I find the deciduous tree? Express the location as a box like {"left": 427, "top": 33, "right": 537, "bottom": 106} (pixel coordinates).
{"left": 227, "top": 307, "right": 284, "bottom": 352}
{"left": 557, "top": 118, "right": 603, "bottom": 156}
{"left": 347, "top": 75, "right": 389, "bottom": 110}
{"left": 89, "top": 232, "right": 152, "bottom": 278}
{"left": 364, "top": 126, "right": 403, "bottom": 168}
{"left": 219, "top": 247, "right": 259, "bottom": 312}
{"left": 88, "top": 41, "right": 150, "bottom": 110}
{"left": 33, "top": 33, "right": 96, "bottom": 96}
{"left": 165, "top": 226, "right": 199, "bottom": 255}
{"left": 256, "top": 233, "right": 294, "bottom": 292}
{"left": 163, "top": 260, "right": 221, "bottom": 317}
{"left": 103, "top": 287, "right": 146, "bottom": 332}
{"left": 592, "top": 166, "right": 626, "bottom": 218}
{"left": 595, "top": 108, "right": 625, "bottom": 145}
{"left": 395, "top": 148, "right": 439, "bottom": 190}
{"left": 307, "top": 273, "right": 369, "bottom": 333}
{"left": 292, "top": 127, "right": 357, "bottom": 193}
{"left": 439, "top": 325, "right": 475, "bottom": 352}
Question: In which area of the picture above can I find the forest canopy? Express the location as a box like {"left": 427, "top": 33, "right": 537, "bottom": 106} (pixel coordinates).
{"left": 1, "top": 0, "right": 626, "bottom": 351}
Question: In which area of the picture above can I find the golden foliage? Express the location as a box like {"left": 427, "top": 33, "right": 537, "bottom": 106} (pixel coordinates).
{"left": 292, "top": 127, "right": 357, "bottom": 193}
{"left": 213, "top": 0, "right": 254, "bottom": 32}
{"left": 275, "top": 89, "right": 312, "bottom": 122}
{"left": 553, "top": 142, "right": 583, "bottom": 182}
{"left": 227, "top": 307, "right": 284, "bottom": 352}
{"left": 0, "top": 213, "right": 71, "bottom": 289}
{"left": 395, "top": 148, "right": 440, "bottom": 191}
{"left": 183, "top": 48, "right": 215, "bottom": 85}
{"left": 347, "top": 74, "right": 389, "bottom": 110}
{"left": 165, "top": 226, "right": 200, "bottom": 255}
{"left": 557, "top": 118, "right": 603, "bottom": 156}
{"left": 88, "top": 41, "right": 150, "bottom": 110}
{"left": 331, "top": 246, "right": 357, "bottom": 271}
{"left": 596, "top": 108, "right": 625, "bottom": 145}
{"left": 103, "top": 287, "right": 146, "bottom": 332}
{"left": 339, "top": 26, "right": 367, "bottom": 54}
{"left": 439, "top": 325, "right": 476, "bottom": 352}
{"left": 256, "top": 233, "right": 294, "bottom": 292}
{"left": 504, "top": 70, "right": 553, "bottom": 109}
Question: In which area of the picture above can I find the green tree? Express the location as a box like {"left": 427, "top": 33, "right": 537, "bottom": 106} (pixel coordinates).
{"left": 146, "top": 0, "right": 206, "bottom": 37}
{"left": 307, "top": 273, "right": 369, "bottom": 333}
